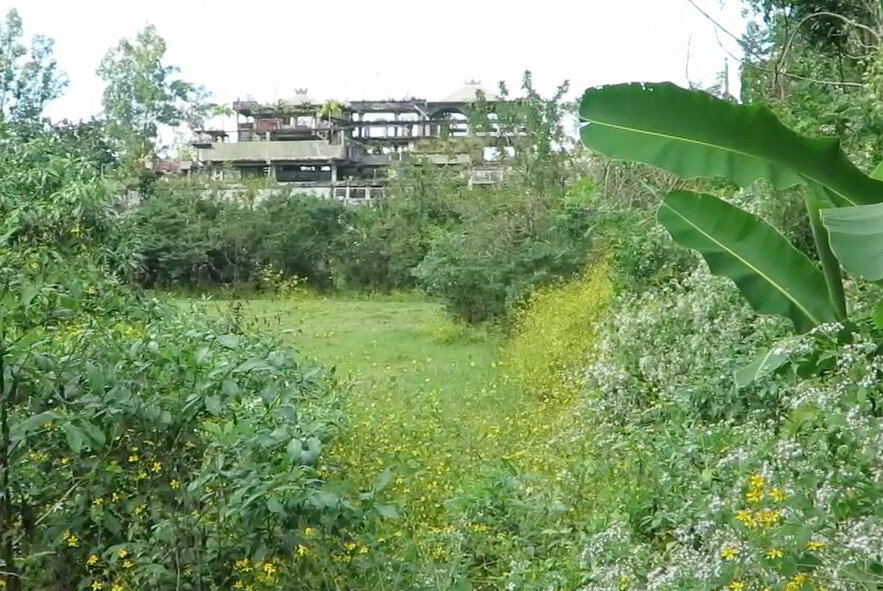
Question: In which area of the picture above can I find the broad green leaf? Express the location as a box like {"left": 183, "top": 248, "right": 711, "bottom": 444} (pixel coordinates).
{"left": 658, "top": 191, "right": 838, "bottom": 332}
{"left": 580, "top": 82, "right": 883, "bottom": 206}
{"left": 820, "top": 202, "right": 883, "bottom": 280}
{"left": 374, "top": 503, "right": 400, "bottom": 520}
{"left": 205, "top": 395, "right": 222, "bottom": 415}
{"left": 735, "top": 347, "right": 789, "bottom": 388}
{"left": 872, "top": 160, "right": 883, "bottom": 181}
{"left": 62, "top": 422, "right": 86, "bottom": 454}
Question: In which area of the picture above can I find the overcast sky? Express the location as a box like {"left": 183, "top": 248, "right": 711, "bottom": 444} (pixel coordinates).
{"left": 7, "top": 0, "right": 746, "bottom": 128}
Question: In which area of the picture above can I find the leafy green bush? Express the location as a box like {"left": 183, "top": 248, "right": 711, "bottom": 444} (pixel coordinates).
{"left": 415, "top": 190, "right": 595, "bottom": 324}
{"left": 572, "top": 251, "right": 883, "bottom": 591}
{"left": 0, "top": 124, "right": 375, "bottom": 591}
{"left": 133, "top": 184, "right": 353, "bottom": 289}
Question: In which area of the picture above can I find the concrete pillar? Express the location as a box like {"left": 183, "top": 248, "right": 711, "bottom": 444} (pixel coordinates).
{"left": 331, "top": 164, "right": 337, "bottom": 183}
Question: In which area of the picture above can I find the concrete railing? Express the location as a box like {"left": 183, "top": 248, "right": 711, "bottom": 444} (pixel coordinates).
{"left": 201, "top": 140, "right": 348, "bottom": 163}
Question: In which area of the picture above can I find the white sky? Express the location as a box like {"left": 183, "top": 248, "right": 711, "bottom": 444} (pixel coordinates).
{"left": 7, "top": 0, "right": 746, "bottom": 127}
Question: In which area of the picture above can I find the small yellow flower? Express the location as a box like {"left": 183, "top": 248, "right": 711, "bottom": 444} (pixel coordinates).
{"left": 233, "top": 582, "right": 245, "bottom": 590}
{"left": 91, "top": 582, "right": 103, "bottom": 591}
{"left": 234, "top": 559, "right": 251, "bottom": 572}
{"left": 730, "top": 581, "right": 745, "bottom": 591}
{"left": 170, "top": 479, "right": 180, "bottom": 490}
{"left": 720, "top": 546, "right": 739, "bottom": 561}
{"left": 303, "top": 527, "right": 315, "bottom": 538}
{"left": 745, "top": 489, "right": 764, "bottom": 504}
{"left": 92, "top": 498, "right": 104, "bottom": 507}
{"left": 128, "top": 455, "right": 139, "bottom": 463}
{"left": 769, "top": 487, "right": 786, "bottom": 502}
{"left": 117, "top": 548, "right": 128, "bottom": 558}
{"left": 111, "top": 584, "right": 125, "bottom": 591}
{"left": 66, "top": 535, "right": 80, "bottom": 548}
{"left": 750, "top": 474, "right": 766, "bottom": 490}
{"left": 150, "top": 461, "right": 162, "bottom": 473}
{"left": 122, "top": 559, "right": 133, "bottom": 569}
{"left": 111, "top": 492, "right": 122, "bottom": 503}
{"left": 86, "top": 554, "right": 99, "bottom": 566}
{"left": 767, "top": 548, "right": 784, "bottom": 559}
{"left": 296, "top": 544, "right": 310, "bottom": 556}
{"left": 807, "top": 540, "right": 826, "bottom": 552}
{"left": 262, "top": 562, "right": 277, "bottom": 575}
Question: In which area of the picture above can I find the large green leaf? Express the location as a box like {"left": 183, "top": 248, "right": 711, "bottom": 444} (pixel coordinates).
{"left": 820, "top": 202, "right": 883, "bottom": 280}
{"left": 580, "top": 83, "right": 883, "bottom": 206}
{"left": 658, "top": 191, "right": 838, "bottom": 332}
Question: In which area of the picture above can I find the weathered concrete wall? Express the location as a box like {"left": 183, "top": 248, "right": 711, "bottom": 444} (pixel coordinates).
{"left": 202, "top": 140, "right": 348, "bottom": 163}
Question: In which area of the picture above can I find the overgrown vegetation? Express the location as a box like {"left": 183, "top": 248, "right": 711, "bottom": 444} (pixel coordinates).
{"left": 7, "top": 2, "right": 883, "bottom": 590}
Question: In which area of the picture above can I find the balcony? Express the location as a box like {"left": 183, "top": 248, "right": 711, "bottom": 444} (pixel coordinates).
{"left": 201, "top": 140, "right": 349, "bottom": 163}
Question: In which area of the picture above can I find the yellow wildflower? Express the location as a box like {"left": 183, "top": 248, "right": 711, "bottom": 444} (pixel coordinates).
{"left": 730, "top": 581, "right": 745, "bottom": 591}
{"left": 170, "top": 479, "right": 180, "bottom": 490}
{"left": 150, "top": 461, "right": 162, "bottom": 473}
{"left": 767, "top": 548, "right": 784, "bottom": 559}
{"left": 745, "top": 489, "right": 764, "bottom": 504}
{"left": 66, "top": 535, "right": 80, "bottom": 548}
{"left": 750, "top": 474, "right": 766, "bottom": 490}
{"left": 303, "top": 527, "right": 315, "bottom": 538}
{"left": 128, "top": 455, "right": 139, "bottom": 463}
{"left": 233, "top": 559, "right": 251, "bottom": 572}
{"left": 122, "top": 559, "right": 133, "bottom": 569}
{"left": 86, "top": 554, "right": 99, "bottom": 566}
{"left": 91, "top": 582, "right": 103, "bottom": 591}
{"left": 769, "top": 487, "right": 786, "bottom": 502}
{"left": 807, "top": 541, "right": 826, "bottom": 552}
{"left": 262, "top": 562, "right": 277, "bottom": 575}
{"left": 111, "top": 584, "right": 125, "bottom": 591}
{"left": 117, "top": 548, "right": 128, "bottom": 558}
{"left": 296, "top": 544, "right": 310, "bottom": 556}
{"left": 720, "top": 546, "right": 739, "bottom": 561}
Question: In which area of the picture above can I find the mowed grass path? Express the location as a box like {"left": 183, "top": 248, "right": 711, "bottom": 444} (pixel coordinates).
{"left": 203, "top": 294, "right": 592, "bottom": 587}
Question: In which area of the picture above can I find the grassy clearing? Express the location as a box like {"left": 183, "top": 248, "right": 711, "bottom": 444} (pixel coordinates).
{"left": 197, "top": 293, "right": 594, "bottom": 588}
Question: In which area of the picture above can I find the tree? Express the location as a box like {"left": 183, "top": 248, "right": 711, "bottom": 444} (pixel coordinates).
{"left": 0, "top": 9, "right": 67, "bottom": 123}
{"left": 96, "top": 24, "right": 208, "bottom": 166}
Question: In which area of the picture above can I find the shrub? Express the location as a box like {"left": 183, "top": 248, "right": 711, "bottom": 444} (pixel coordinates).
{"left": 0, "top": 127, "right": 375, "bottom": 590}
{"left": 415, "top": 190, "right": 595, "bottom": 324}
{"left": 503, "top": 261, "right": 613, "bottom": 400}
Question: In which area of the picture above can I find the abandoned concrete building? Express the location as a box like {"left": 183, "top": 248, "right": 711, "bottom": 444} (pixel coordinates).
{"left": 191, "top": 82, "right": 512, "bottom": 203}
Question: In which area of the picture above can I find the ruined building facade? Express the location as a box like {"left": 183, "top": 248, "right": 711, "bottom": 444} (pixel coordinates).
{"left": 191, "top": 82, "right": 511, "bottom": 204}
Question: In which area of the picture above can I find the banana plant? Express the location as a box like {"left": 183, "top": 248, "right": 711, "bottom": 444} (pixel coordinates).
{"left": 579, "top": 82, "right": 883, "bottom": 385}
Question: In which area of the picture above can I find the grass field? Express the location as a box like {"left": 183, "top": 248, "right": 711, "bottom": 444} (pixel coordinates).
{"left": 198, "top": 293, "right": 593, "bottom": 588}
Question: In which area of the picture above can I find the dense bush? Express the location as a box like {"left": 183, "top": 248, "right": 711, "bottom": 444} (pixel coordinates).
{"left": 0, "top": 125, "right": 378, "bottom": 591}
{"left": 573, "top": 256, "right": 883, "bottom": 591}
{"left": 134, "top": 184, "right": 354, "bottom": 289}
{"left": 415, "top": 188, "right": 596, "bottom": 323}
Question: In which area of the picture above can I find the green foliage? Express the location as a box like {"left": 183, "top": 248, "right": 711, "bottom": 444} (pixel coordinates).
{"left": 658, "top": 190, "right": 837, "bottom": 332}
{"left": 580, "top": 81, "right": 883, "bottom": 346}
{"left": 97, "top": 24, "right": 208, "bottom": 166}
{"left": 415, "top": 189, "right": 595, "bottom": 323}
{"left": 133, "top": 184, "right": 352, "bottom": 289}
{"left": 0, "top": 121, "right": 370, "bottom": 591}
{"left": 0, "top": 9, "right": 66, "bottom": 123}
{"left": 576, "top": 261, "right": 883, "bottom": 591}
{"left": 579, "top": 82, "right": 883, "bottom": 205}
